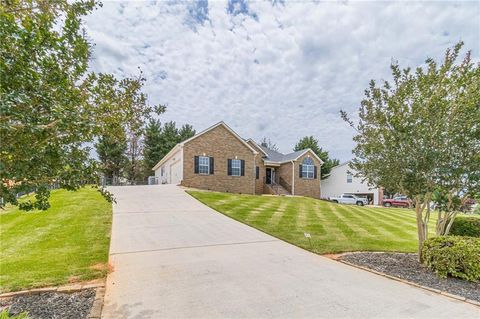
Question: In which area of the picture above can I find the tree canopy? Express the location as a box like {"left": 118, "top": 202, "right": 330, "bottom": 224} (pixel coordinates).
{"left": 293, "top": 136, "right": 339, "bottom": 179}
{"left": 142, "top": 120, "right": 196, "bottom": 176}
{"left": 341, "top": 42, "right": 480, "bottom": 260}
{"left": 0, "top": 1, "right": 163, "bottom": 209}
{"left": 260, "top": 138, "right": 278, "bottom": 152}
{"left": 96, "top": 128, "right": 127, "bottom": 181}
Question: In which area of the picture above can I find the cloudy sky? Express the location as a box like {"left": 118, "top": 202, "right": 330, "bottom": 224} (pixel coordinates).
{"left": 84, "top": 0, "right": 479, "bottom": 161}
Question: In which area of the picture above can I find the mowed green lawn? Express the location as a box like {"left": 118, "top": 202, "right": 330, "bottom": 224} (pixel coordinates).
{"left": 0, "top": 187, "right": 112, "bottom": 292}
{"left": 188, "top": 191, "right": 437, "bottom": 254}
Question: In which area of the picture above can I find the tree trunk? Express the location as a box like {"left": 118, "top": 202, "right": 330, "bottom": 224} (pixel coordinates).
{"left": 414, "top": 195, "right": 430, "bottom": 263}
{"left": 415, "top": 203, "right": 425, "bottom": 263}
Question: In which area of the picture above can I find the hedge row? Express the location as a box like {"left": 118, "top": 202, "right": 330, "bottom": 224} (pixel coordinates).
{"left": 450, "top": 216, "right": 480, "bottom": 237}
{"left": 422, "top": 236, "right": 480, "bottom": 282}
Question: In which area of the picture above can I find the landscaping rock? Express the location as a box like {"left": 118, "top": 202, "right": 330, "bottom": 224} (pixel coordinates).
{"left": 0, "top": 289, "right": 96, "bottom": 319}
{"left": 340, "top": 252, "right": 480, "bottom": 302}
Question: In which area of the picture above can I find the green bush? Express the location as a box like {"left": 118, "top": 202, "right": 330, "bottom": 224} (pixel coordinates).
{"left": 450, "top": 216, "right": 480, "bottom": 237}
{"left": 422, "top": 236, "right": 480, "bottom": 282}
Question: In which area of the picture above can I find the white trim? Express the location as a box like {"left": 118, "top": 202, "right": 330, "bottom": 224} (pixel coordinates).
{"left": 331, "top": 161, "right": 352, "bottom": 170}
{"left": 181, "top": 122, "right": 258, "bottom": 154}
{"left": 152, "top": 144, "right": 182, "bottom": 171}
{"left": 289, "top": 149, "right": 324, "bottom": 164}
{"left": 261, "top": 149, "right": 325, "bottom": 165}
{"left": 230, "top": 159, "right": 241, "bottom": 176}
{"left": 263, "top": 161, "right": 281, "bottom": 167}
{"left": 246, "top": 139, "right": 269, "bottom": 156}
{"left": 151, "top": 122, "right": 258, "bottom": 171}
{"left": 198, "top": 156, "right": 210, "bottom": 175}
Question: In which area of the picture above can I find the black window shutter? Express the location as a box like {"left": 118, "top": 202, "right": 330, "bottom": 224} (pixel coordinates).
{"left": 194, "top": 156, "right": 199, "bottom": 174}
{"left": 255, "top": 166, "right": 259, "bottom": 179}
{"left": 241, "top": 160, "right": 245, "bottom": 176}
{"left": 314, "top": 166, "right": 318, "bottom": 179}
{"left": 299, "top": 164, "right": 303, "bottom": 178}
{"left": 209, "top": 157, "right": 214, "bottom": 174}
{"left": 227, "top": 159, "right": 232, "bottom": 176}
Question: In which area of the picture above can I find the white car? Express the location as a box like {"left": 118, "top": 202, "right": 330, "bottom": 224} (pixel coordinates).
{"left": 329, "top": 194, "right": 369, "bottom": 206}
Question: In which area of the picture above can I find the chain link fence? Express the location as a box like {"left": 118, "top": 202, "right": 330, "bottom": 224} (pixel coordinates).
{"left": 100, "top": 176, "right": 159, "bottom": 186}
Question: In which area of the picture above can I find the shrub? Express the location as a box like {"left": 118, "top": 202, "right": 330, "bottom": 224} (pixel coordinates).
{"left": 422, "top": 236, "right": 480, "bottom": 282}
{"left": 450, "top": 216, "right": 480, "bottom": 237}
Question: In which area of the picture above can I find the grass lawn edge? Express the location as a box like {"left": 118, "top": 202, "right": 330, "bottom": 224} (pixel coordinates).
{"left": 186, "top": 190, "right": 419, "bottom": 255}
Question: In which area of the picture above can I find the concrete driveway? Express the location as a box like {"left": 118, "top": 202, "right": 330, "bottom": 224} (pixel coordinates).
{"left": 102, "top": 185, "right": 479, "bottom": 318}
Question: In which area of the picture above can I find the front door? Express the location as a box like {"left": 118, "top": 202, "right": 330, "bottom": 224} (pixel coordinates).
{"left": 266, "top": 168, "right": 272, "bottom": 184}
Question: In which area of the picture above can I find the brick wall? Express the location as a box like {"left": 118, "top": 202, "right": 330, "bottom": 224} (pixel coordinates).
{"left": 255, "top": 157, "right": 266, "bottom": 195}
{"left": 276, "top": 162, "right": 293, "bottom": 193}
{"left": 247, "top": 141, "right": 267, "bottom": 195}
{"left": 182, "top": 125, "right": 256, "bottom": 194}
{"left": 292, "top": 151, "right": 322, "bottom": 198}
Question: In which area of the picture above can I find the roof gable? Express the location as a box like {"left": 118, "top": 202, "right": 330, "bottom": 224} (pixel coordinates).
{"left": 246, "top": 139, "right": 269, "bottom": 156}
{"left": 152, "top": 122, "right": 258, "bottom": 170}
{"left": 258, "top": 146, "right": 324, "bottom": 164}
{"left": 182, "top": 122, "right": 258, "bottom": 154}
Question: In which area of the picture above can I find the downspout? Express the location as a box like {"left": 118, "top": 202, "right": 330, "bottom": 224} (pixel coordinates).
{"left": 291, "top": 160, "right": 295, "bottom": 195}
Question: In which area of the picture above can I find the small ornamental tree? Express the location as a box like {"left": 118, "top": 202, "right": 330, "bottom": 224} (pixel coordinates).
{"left": 294, "top": 136, "right": 339, "bottom": 179}
{"left": 341, "top": 42, "right": 480, "bottom": 261}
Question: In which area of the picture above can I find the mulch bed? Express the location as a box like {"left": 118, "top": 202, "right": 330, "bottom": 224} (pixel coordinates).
{"left": 339, "top": 252, "right": 480, "bottom": 302}
{"left": 0, "top": 289, "right": 95, "bottom": 319}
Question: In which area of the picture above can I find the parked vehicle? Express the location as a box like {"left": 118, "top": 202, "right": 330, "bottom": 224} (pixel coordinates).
{"left": 383, "top": 196, "right": 411, "bottom": 208}
{"left": 329, "top": 194, "right": 369, "bottom": 206}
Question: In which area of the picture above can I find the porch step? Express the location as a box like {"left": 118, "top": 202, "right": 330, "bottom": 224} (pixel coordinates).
{"left": 267, "top": 184, "right": 291, "bottom": 196}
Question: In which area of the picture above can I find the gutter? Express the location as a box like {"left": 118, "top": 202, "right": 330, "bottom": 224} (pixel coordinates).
{"left": 152, "top": 144, "right": 182, "bottom": 171}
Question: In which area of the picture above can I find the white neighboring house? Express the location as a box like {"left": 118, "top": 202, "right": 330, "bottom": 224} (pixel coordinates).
{"left": 321, "top": 161, "right": 383, "bottom": 206}
{"left": 153, "top": 145, "right": 184, "bottom": 184}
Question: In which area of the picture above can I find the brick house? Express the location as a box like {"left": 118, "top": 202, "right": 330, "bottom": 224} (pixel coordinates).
{"left": 152, "top": 122, "right": 323, "bottom": 198}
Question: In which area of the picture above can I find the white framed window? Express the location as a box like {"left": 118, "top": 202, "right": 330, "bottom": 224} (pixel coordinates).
{"left": 160, "top": 166, "right": 165, "bottom": 176}
{"left": 347, "top": 174, "right": 353, "bottom": 183}
{"left": 231, "top": 159, "right": 241, "bottom": 176}
{"left": 302, "top": 157, "right": 314, "bottom": 179}
{"left": 199, "top": 156, "right": 210, "bottom": 175}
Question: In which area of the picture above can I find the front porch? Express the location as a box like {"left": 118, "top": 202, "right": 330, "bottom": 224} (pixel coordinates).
{"left": 263, "top": 166, "right": 291, "bottom": 196}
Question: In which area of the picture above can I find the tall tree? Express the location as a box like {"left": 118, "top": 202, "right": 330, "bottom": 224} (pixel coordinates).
{"left": 159, "top": 121, "right": 180, "bottom": 158}
{"left": 96, "top": 129, "right": 127, "bottom": 182}
{"left": 341, "top": 42, "right": 480, "bottom": 261}
{"left": 142, "top": 121, "right": 196, "bottom": 174}
{"left": 142, "top": 119, "right": 163, "bottom": 176}
{"left": 0, "top": 1, "right": 164, "bottom": 210}
{"left": 260, "top": 137, "right": 278, "bottom": 152}
{"left": 125, "top": 131, "right": 143, "bottom": 184}
{"left": 178, "top": 124, "right": 196, "bottom": 141}
{"left": 293, "top": 136, "right": 339, "bottom": 179}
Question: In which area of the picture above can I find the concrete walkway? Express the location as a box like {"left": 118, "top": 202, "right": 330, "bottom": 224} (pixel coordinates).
{"left": 102, "top": 185, "right": 479, "bottom": 318}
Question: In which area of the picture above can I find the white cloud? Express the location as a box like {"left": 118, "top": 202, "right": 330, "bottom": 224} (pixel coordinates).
{"left": 85, "top": 0, "right": 479, "bottom": 161}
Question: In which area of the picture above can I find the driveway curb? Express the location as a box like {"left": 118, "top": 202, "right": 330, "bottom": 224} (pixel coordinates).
{"left": 336, "top": 259, "right": 480, "bottom": 307}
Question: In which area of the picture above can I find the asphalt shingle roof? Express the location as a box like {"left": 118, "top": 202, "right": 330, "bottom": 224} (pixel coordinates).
{"left": 258, "top": 145, "right": 308, "bottom": 163}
